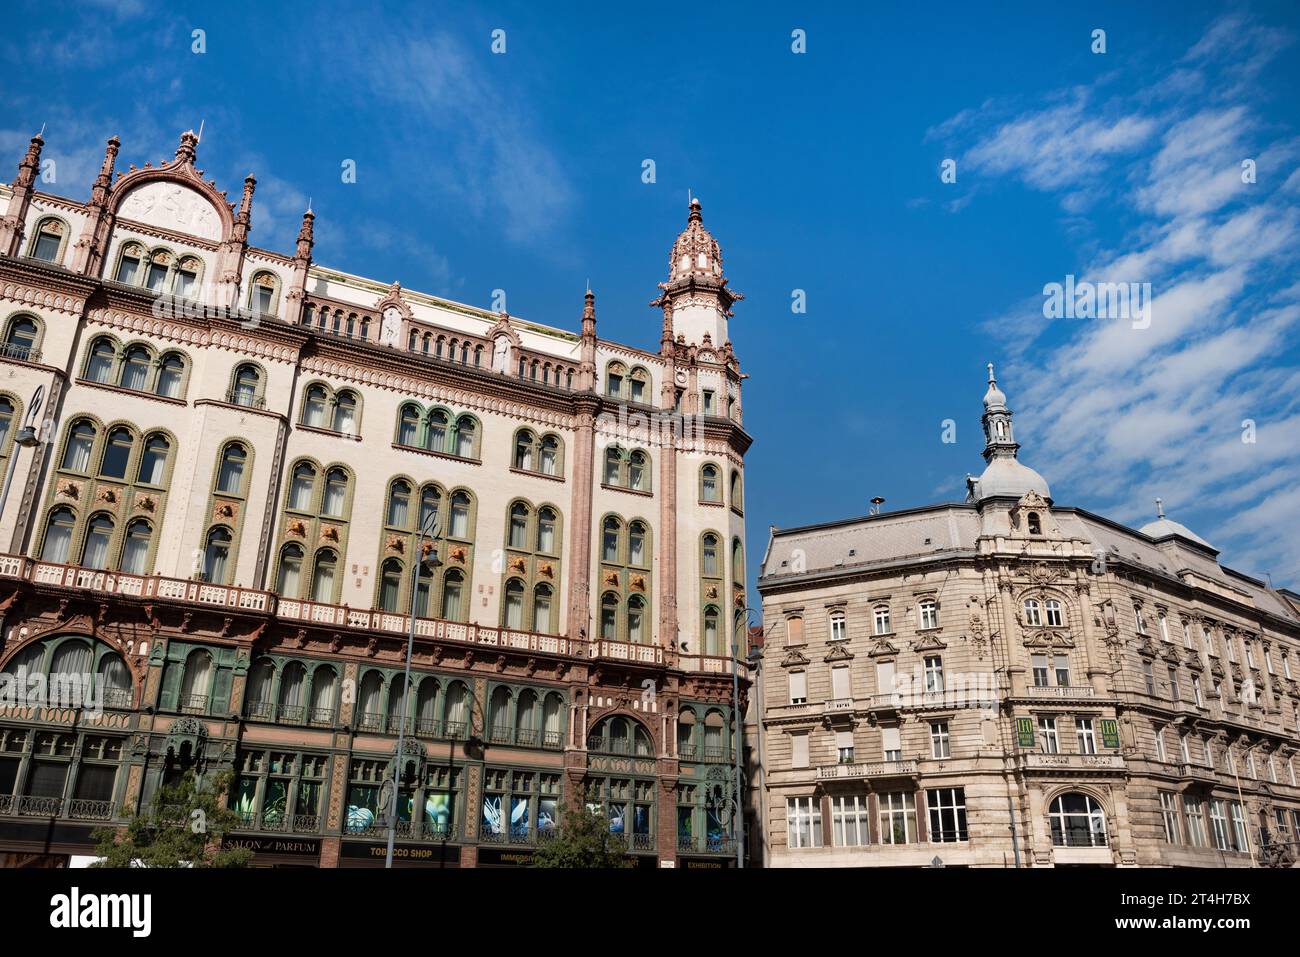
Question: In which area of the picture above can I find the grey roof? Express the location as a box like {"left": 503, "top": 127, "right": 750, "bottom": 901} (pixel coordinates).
{"left": 1138, "top": 516, "right": 1213, "bottom": 549}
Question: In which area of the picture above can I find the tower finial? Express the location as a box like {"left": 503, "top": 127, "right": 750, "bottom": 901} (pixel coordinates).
{"left": 987, "top": 361, "right": 996, "bottom": 385}
{"left": 1155, "top": 497, "right": 1165, "bottom": 519}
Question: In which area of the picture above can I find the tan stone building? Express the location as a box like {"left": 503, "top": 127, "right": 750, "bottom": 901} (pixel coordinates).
{"left": 752, "top": 366, "right": 1300, "bottom": 868}
{"left": 0, "top": 130, "right": 751, "bottom": 867}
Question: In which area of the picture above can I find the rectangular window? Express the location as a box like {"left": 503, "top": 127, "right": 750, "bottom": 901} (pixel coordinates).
{"left": 1039, "top": 716, "right": 1059, "bottom": 754}
{"left": 873, "top": 606, "right": 891, "bottom": 635}
{"left": 1053, "top": 655, "right": 1070, "bottom": 686}
{"left": 1183, "top": 796, "right": 1207, "bottom": 847}
{"left": 788, "top": 671, "right": 807, "bottom": 705}
{"left": 1076, "top": 718, "right": 1096, "bottom": 755}
{"left": 791, "top": 733, "right": 809, "bottom": 770}
{"left": 1159, "top": 791, "right": 1180, "bottom": 844}
{"left": 924, "top": 656, "right": 944, "bottom": 693}
{"left": 836, "top": 730, "right": 854, "bottom": 765}
{"left": 881, "top": 726, "right": 901, "bottom": 763}
{"left": 1144, "top": 661, "right": 1155, "bottom": 695}
{"left": 1168, "top": 667, "right": 1180, "bottom": 701}
{"left": 1209, "top": 800, "right": 1230, "bottom": 851}
{"left": 876, "top": 661, "right": 895, "bottom": 698}
{"left": 831, "top": 795, "right": 868, "bottom": 847}
{"left": 1192, "top": 677, "right": 1202, "bottom": 708}
{"left": 1179, "top": 734, "right": 1190, "bottom": 764}
{"left": 786, "top": 796, "right": 822, "bottom": 849}
{"left": 926, "top": 788, "right": 967, "bottom": 842}
{"left": 919, "top": 601, "right": 938, "bottom": 630}
{"left": 701, "top": 389, "right": 715, "bottom": 415}
{"left": 1031, "top": 655, "right": 1049, "bottom": 688}
{"left": 1154, "top": 727, "right": 1166, "bottom": 762}
{"left": 1228, "top": 801, "right": 1247, "bottom": 852}
{"left": 879, "top": 791, "right": 916, "bottom": 845}
{"left": 829, "top": 613, "right": 847, "bottom": 642}
{"left": 831, "top": 666, "right": 851, "bottom": 702}
{"left": 929, "top": 721, "right": 950, "bottom": 759}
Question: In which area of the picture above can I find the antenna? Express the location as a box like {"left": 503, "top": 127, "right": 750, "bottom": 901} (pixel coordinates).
{"left": 870, "top": 496, "right": 885, "bottom": 516}
{"left": 38, "top": 121, "right": 46, "bottom": 138}
{"left": 1155, "top": 497, "right": 1165, "bottom": 519}
{"left": 196, "top": 119, "right": 205, "bottom": 142}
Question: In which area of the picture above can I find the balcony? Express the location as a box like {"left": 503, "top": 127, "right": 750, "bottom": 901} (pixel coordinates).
{"left": 344, "top": 821, "right": 455, "bottom": 842}
{"left": 823, "top": 697, "right": 855, "bottom": 715}
{"left": 0, "top": 795, "right": 116, "bottom": 821}
{"left": 1018, "top": 752, "right": 1126, "bottom": 773}
{"left": 591, "top": 639, "right": 664, "bottom": 665}
{"left": 817, "top": 760, "right": 918, "bottom": 781}
{"left": 678, "top": 835, "right": 736, "bottom": 855}
{"left": 1025, "top": 685, "right": 1096, "bottom": 700}
{"left": 237, "top": 812, "right": 322, "bottom": 834}
{"left": 1177, "top": 763, "right": 1221, "bottom": 785}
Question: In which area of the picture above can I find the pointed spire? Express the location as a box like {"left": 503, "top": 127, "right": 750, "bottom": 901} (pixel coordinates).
{"left": 688, "top": 195, "right": 703, "bottom": 224}
{"left": 581, "top": 287, "right": 596, "bottom": 338}
{"left": 175, "top": 129, "right": 199, "bottom": 165}
{"left": 980, "top": 361, "right": 1017, "bottom": 460}
{"left": 294, "top": 207, "right": 315, "bottom": 261}
{"left": 14, "top": 133, "right": 43, "bottom": 190}
{"left": 90, "top": 136, "right": 120, "bottom": 208}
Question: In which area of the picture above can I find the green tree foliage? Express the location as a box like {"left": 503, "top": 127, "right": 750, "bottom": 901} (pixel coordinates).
{"left": 90, "top": 770, "right": 253, "bottom": 868}
{"left": 531, "top": 797, "right": 634, "bottom": 869}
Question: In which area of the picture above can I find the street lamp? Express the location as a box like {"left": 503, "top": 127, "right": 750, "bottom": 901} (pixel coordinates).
{"left": 385, "top": 508, "right": 442, "bottom": 869}
{"left": 732, "top": 604, "right": 763, "bottom": 869}
{"left": 0, "top": 385, "right": 44, "bottom": 524}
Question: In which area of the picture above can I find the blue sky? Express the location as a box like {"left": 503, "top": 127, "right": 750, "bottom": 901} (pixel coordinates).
{"left": 3, "top": 1, "right": 1299, "bottom": 591}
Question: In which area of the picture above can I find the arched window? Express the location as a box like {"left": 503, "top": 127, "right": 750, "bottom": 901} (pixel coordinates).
{"left": 919, "top": 599, "right": 939, "bottom": 630}
{"left": 277, "top": 544, "right": 305, "bottom": 595}
{"left": 629, "top": 367, "right": 650, "bottom": 404}
{"left": 321, "top": 467, "right": 348, "bottom": 518}
{"left": 1048, "top": 793, "right": 1107, "bottom": 847}
{"left": 203, "top": 527, "right": 232, "bottom": 583}
{"left": 448, "top": 491, "right": 471, "bottom": 538}
{"left": 99, "top": 426, "right": 134, "bottom": 479}
{"left": 230, "top": 364, "right": 262, "bottom": 407}
{"left": 156, "top": 352, "right": 185, "bottom": 397}
{"left": 310, "top": 666, "right": 338, "bottom": 723}
{"left": 310, "top": 549, "right": 338, "bottom": 603}
{"left": 85, "top": 338, "right": 116, "bottom": 382}
{"left": 604, "top": 447, "right": 622, "bottom": 485}
{"left": 629, "top": 521, "right": 647, "bottom": 567}
{"left": 730, "top": 471, "right": 743, "bottom": 511}
{"left": 602, "top": 517, "right": 621, "bottom": 563}
{"left": 4, "top": 315, "right": 40, "bottom": 361}
{"left": 1027, "top": 512, "right": 1042, "bottom": 535}
{"left": 248, "top": 272, "right": 278, "bottom": 316}
{"left": 702, "top": 533, "right": 720, "bottom": 577}
{"left": 387, "top": 675, "right": 409, "bottom": 730}
{"left": 119, "top": 345, "right": 151, "bottom": 391}
{"left": 540, "top": 435, "right": 560, "bottom": 475}
{"left": 700, "top": 464, "right": 720, "bottom": 502}
{"left": 278, "top": 662, "right": 307, "bottom": 721}
{"left": 302, "top": 385, "right": 328, "bottom": 428}
{"left": 419, "top": 486, "right": 440, "bottom": 531}
{"left": 40, "top": 507, "right": 76, "bottom": 562}
{"left": 1044, "top": 599, "right": 1064, "bottom": 627}
{"left": 216, "top": 443, "right": 248, "bottom": 495}
{"left": 29, "top": 217, "right": 66, "bottom": 263}
{"left": 114, "top": 242, "right": 144, "bottom": 284}
{"left": 606, "top": 361, "right": 626, "bottom": 398}
{"left": 515, "top": 690, "right": 539, "bottom": 743}
{"left": 534, "top": 583, "right": 554, "bottom": 634}
{"left": 542, "top": 693, "right": 563, "bottom": 747}
{"left": 503, "top": 578, "right": 526, "bottom": 629}
{"left": 97, "top": 653, "right": 132, "bottom": 708}
{"left": 387, "top": 480, "right": 411, "bottom": 528}
{"left": 137, "top": 433, "right": 170, "bottom": 486}
{"left": 441, "top": 569, "right": 464, "bottom": 620}
{"left": 628, "top": 595, "right": 646, "bottom": 644}
{"left": 398, "top": 404, "right": 420, "bottom": 445}
{"left": 332, "top": 390, "right": 358, "bottom": 434}
{"left": 678, "top": 709, "right": 697, "bottom": 756}
{"left": 454, "top": 415, "right": 477, "bottom": 458}
{"left": 288, "top": 462, "right": 316, "bottom": 511}
{"left": 443, "top": 682, "right": 469, "bottom": 732}
{"left": 427, "top": 409, "right": 448, "bottom": 451}
{"left": 119, "top": 518, "right": 153, "bottom": 575}
{"left": 600, "top": 592, "right": 619, "bottom": 640}
{"left": 537, "top": 507, "right": 557, "bottom": 554}
{"left": 628, "top": 451, "right": 648, "bottom": 491}
{"left": 378, "top": 558, "right": 403, "bottom": 611}
{"left": 356, "top": 671, "right": 383, "bottom": 727}
{"left": 508, "top": 502, "right": 530, "bottom": 550}
{"left": 179, "top": 650, "right": 213, "bottom": 713}
{"left": 703, "top": 606, "right": 720, "bottom": 656}
{"left": 732, "top": 538, "right": 744, "bottom": 582}
{"left": 61, "top": 419, "right": 96, "bottom": 472}
{"left": 1023, "top": 599, "right": 1042, "bottom": 627}
{"left": 50, "top": 640, "right": 93, "bottom": 685}
{"left": 173, "top": 257, "right": 201, "bottom": 299}
{"left": 514, "top": 429, "right": 536, "bottom": 471}
{"left": 144, "top": 248, "right": 170, "bottom": 292}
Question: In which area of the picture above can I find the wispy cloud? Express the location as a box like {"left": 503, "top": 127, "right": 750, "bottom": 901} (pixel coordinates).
{"left": 935, "top": 13, "right": 1300, "bottom": 584}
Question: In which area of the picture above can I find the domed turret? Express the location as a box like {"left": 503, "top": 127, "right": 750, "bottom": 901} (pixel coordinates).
{"left": 1139, "top": 498, "right": 1215, "bottom": 550}
{"left": 650, "top": 195, "right": 742, "bottom": 348}
{"left": 967, "top": 363, "right": 1052, "bottom": 504}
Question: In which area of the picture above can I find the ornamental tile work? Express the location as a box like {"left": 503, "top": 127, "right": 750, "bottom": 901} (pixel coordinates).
{"left": 0, "top": 130, "right": 751, "bottom": 868}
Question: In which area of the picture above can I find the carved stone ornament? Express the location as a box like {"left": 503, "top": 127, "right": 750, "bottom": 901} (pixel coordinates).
{"left": 779, "top": 648, "right": 810, "bottom": 668}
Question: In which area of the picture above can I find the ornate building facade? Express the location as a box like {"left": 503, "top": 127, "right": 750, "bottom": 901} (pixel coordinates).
{"left": 754, "top": 366, "right": 1300, "bottom": 867}
{"left": 0, "top": 130, "right": 751, "bottom": 867}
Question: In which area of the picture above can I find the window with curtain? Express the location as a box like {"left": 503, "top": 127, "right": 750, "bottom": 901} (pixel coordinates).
{"left": 378, "top": 558, "right": 402, "bottom": 611}
{"left": 454, "top": 417, "right": 476, "bottom": 458}
{"left": 703, "top": 534, "right": 719, "bottom": 577}
{"left": 180, "top": 651, "right": 213, "bottom": 710}
{"left": 114, "top": 245, "right": 142, "bottom": 283}
{"left": 604, "top": 448, "right": 621, "bottom": 485}
{"left": 537, "top": 507, "right": 556, "bottom": 554}
{"left": 629, "top": 522, "right": 646, "bottom": 566}
{"left": 0, "top": 398, "right": 14, "bottom": 455}
{"left": 41, "top": 507, "right": 76, "bottom": 562}
{"left": 508, "top": 503, "right": 529, "bottom": 549}
{"left": 119, "top": 346, "right": 150, "bottom": 391}
{"left": 5, "top": 317, "right": 39, "bottom": 360}
{"left": 600, "top": 593, "right": 618, "bottom": 640}
{"left": 137, "top": 434, "right": 169, "bottom": 485}
{"left": 504, "top": 579, "right": 525, "bottom": 629}
{"left": 81, "top": 514, "right": 114, "bottom": 570}
{"left": 444, "top": 683, "right": 468, "bottom": 729}
{"left": 628, "top": 596, "right": 646, "bottom": 643}
{"left": 85, "top": 339, "right": 115, "bottom": 383}
{"left": 231, "top": 365, "right": 261, "bottom": 406}
{"left": 449, "top": 492, "right": 470, "bottom": 538}
{"left": 441, "top": 570, "right": 463, "bottom": 619}
{"left": 97, "top": 654, "right": 132, "bottom": 707}
{"left": 288, "top": 463, "right": 315, "bottom": 511}
{"left": 398, "top": 405, "right": 419, "bottom": 445}
{"left": 602, "top": 517, "right": 621, "bottom": 563}
{"left": 514, "top": 430, "right": 535, "bottom": 470}
{"left": 322, "top": 468, "right": 347, "bottom": 517}
{"left": 277, "top": 545, "right": 304, "bottom": 595}
{"left": 310, "top": 667, "right": 337, "bottom": 722}
{"left": 119, "top": 519, "right": 152, "bottom": 575}
{"left": 216, "top": 444, "right": 247, "bottom": 495}
{"left": 61, "top": 420, "right": 96, "bottom": 472}
{"left": 703, "top": 608, "right": 720, "bottom": 656}
{"left": 302, "top": 385, "right": 328, "bottom": 428}
{"left": 333, "top": 391, "right": 357, "bottom": 433}
{"left": 50, "top": 642, "right": 93, "bottom": 705}
{"left": 203, "top": 527, "right": 231, "bottom": 583}
{"left": 701, "top": 464, "right": 719, "bottom": 501}
{"left": 387, "top": 481, "right": 411, "bottom": 527}
{"left": 310, "top": 550, "right": 337, "bottom": 602}
{"left": 629, "top": 451, "right": 647, "bottom": 490}
{"left": 246, "top": 660, "right": 274, "bottom": 711}
{"left": 427, "top": 410, "right": 448, "bottom": 451}
{"left": 540, "top": 435, "right": 559, "bottom": 475}
{"left": 534, "top": 584, "right": 554, "bottom": 634}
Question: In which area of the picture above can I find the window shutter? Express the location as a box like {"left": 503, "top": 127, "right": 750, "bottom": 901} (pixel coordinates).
{"left": 791, "top": 733, "right": 809, "bottom": 769}
{"left": 875, "top": 661, "right": 895, "bottom": 694}
{"left": 882, "top": 726, "right": 901, "bottom": 754}
{"left": 831, "top": 666, "right": 851, "bottom": 700}
{"left": 789, "top": 671, "right": 807, "bottom": 702}
{"left": 836, "top": 730, "right": 854, "bottom": 750}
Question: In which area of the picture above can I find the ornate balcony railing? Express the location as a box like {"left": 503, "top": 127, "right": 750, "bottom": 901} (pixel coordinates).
{"left": 1025, "top": 685, "right": 1097, "bottom": 699}
{"left": 0, "top": 795, "right": 117, "bottom": 821}
{"left": 102, "top": 688, "right": 134, "bottom": 710}
{"left": 225, "top": 389, "right": 266, "bottom": 409}
{"left": 591, "top": 639, "right": 663, "bottom": 665}
{"left": 67, "top": 799, "right": 116, "bottom": 821}
{"left": 630, "top": 832, "right": 655, "bottom": 852}
{"left": 1019, "top": 752, "right": 1126, "bottom": 772}
{"left": 179, "top": 694, "right": 208, "bottom": 714}
{"left": 308, "top": 707, "right": 336, "bottom": 727}
{"left": 356, "top": 712, "right": 385, "bottom": 733}
{"left": 823, "top": 697, "right": 855, "bottom": 714}
{"left": 277, "top": 704, "right": 306, "bottom": 725}
{"left": 245, "top": 700, "right": 275, "bottom": 721}
{"left": 0, "top": 341, "right": 40, "bottom": 362}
